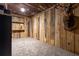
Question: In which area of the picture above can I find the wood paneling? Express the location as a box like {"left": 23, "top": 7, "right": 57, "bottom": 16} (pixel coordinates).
{"left": 60, "top": 12, "right": 67, "bottom": 50}
{"left": 33, "top": 16, "right": 37, "bottom": 39}
{"left": 54, "top": 8, "right": 75, "bottom": 53}
{"left": 66, "top": 31, "right": 75, "bottom": 53}
{"left": 45, "top": 10, "right": 51, "bottom": 44}
{"left": 30, "top": 6, "right": 79, "bottom": 54}
{"left": 44, "top": 11, "right": 47, "bottom": 42}
{"left": 29, "top": 18, "right": 33, "bottom": 37}
{"left": 74, "top": 7, "right": 79, "bottom": 54}
{"left": 12, "top": 5, "right": 79, "bottom": 55}
{"left": 39, "top": 12, "right": 45, "bottom": 42}
{"left": 31, "top": 9, "right": 53, "bottom": 44}
{"left": 55, "top": 8, "right": 61, "bottom": 47}
{"left": 75, "top": 19, "right": 79, "bottom": 54}
{"left": 24, "top": 17, "right": 29, "bottom": 37}
{"left": 50, "top": 8, "right": 55, "bottom": 45}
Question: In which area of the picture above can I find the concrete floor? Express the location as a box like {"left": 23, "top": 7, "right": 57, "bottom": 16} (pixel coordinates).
{"left": 12, "top": 38, "right": 77, "bottom": 56}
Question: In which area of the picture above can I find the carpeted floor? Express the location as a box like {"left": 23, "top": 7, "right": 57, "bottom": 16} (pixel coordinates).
{"left": 12, "top": 38, "right": 77, "bottom": 56}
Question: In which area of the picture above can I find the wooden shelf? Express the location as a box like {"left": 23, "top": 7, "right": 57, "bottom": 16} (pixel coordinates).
{"left": 12, "top": 30, "right": 24, "bottom": 32}
{"left": 12, "top": 22, "right": 24, "bottom": 24}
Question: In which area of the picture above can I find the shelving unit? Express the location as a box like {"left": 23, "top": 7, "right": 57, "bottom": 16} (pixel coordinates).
{"left": 12, "top": 17, "right": 26, "bottom": 38}
{"left": 12, "top": 30, "right": 24, "bottom": 32}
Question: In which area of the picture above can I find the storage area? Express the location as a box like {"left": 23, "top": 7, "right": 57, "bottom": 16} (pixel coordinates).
{"left": 0, "top": 3, "right": 79, "bottom": 56}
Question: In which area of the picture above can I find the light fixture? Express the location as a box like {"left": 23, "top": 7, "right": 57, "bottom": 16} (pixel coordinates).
{"left": 20, "top": 8, "right": 25, "bottom": 12}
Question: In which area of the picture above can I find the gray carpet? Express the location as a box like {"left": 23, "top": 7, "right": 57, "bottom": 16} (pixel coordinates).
{"left": 12, "top": 38, "right": 77, "bottom": 56}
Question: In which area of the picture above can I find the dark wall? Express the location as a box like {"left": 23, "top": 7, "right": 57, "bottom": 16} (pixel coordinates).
{"left": 0, "top": 5, "right": 12, "bottom": 56}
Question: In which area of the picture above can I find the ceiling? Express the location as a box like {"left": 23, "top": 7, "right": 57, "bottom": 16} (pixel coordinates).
{"left": 0, "top": 3, "right": 54, "bottom": 16}
{"left": 0, "top": 3, "right": 79, "bottom": 16}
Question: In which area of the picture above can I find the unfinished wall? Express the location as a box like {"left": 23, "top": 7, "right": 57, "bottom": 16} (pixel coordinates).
{"left": 74, "top": 6, "right": 79, "bottom": 54}
{"left": 54, "top": 6, "right": 79, "bottom": 54}
{"left": 12, "top": 5, "right": 79, "bottom": 54}
{"left": 29, "top": 8, "right": 55, "bottom": 45}
{"left": 28, "top": 6, "right": 79, "bottom": 55}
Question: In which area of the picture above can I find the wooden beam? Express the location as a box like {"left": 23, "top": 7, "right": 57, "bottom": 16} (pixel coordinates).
{"left": 12, "top": 22, "right": 24, "bottom": 24}
{"left": 27, "top": 3, "right": 44, "bottom": 11}
{"left": 12, "top": 30, "right": 24, "bottom": 32}
{"left": 23, "top": 3, "right": 41, "bottom": 11}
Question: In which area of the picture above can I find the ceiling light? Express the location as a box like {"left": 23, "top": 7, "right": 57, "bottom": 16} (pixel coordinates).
{"left": 20, "top": 8, "right": 25, "bottom": 12}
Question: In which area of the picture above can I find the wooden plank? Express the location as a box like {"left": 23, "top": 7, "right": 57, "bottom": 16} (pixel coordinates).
{"left": 36, "top": 15, "right": 39, "bottom": 39}
{"left": 32, "top": 17, "right": 34, "bottom": 38}
{"left": 44, "top": 11, "right": 47, "bottom": 42}
{"left": 28, "top": 21, "right": 30, "bottom": 37}
{"left": 24, "top": 17, "right": 29, "bottom": 37}
{"left": 55, "top": 8, "right": 61, "bottom": 47}
{"left": 60, "top": 11, "right": 67, "bottom": 50}
{"left": 42, "top": 12, "right": 45, "bottom": 42}
{"left": 31, "top": 17, "right": 33, "bottom": 37}
{"left": 66, "top": 30, "right": 75, "bottom": 53}
{"left": 33, "top": 16, "right": 37, "bottom": 39}
{"left": 50, "top": 8, "right": 55, "bottom": 45}
{"left": 12, "top": 30, "right": 24, "bottom": 32}
{"left": 74, "top": 16, "right": 79, "bottom": 54}
{"left": 12, "top": 17, "right": 24, "bottom": 23}
{"left": 39, "top": 12, "right": 45, "bottom": 42}
{"left": 46, "top": 10, "right": 51, "bottom": 44}
{"left": 29, "top": 18, "right": 32, "bottom": 37}
{"left": 38, "top": 15, "right": 40, "bottom": 40}
{"left": 74, "top": 7, "right": 79, "bottom": 54}
{"left": 12, "top": 22, "right": 24, "bottom": 24}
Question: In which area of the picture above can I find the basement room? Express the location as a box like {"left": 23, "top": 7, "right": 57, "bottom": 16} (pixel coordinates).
{"left": 0, "top": 3, "right": 79, "bottom": 56}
